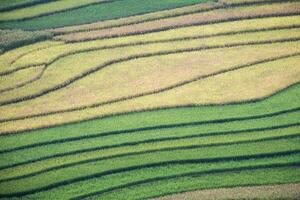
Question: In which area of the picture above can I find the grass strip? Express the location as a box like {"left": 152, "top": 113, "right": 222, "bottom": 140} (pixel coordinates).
{"left": 0, "top": 0, "right": 213, "bottom": 30}
{"left": 0, "top": 137, "right": 299, "bottom": 196}
{"left": 52, "top": 0, "right": 300, "bottom": 36}
{"left": 0, "top": 125, "right": 298, "bottom": 183}
{"left": 56, "top": 1, "right": 300, "bottom": 42}
{"left": 0, "top": 0, "right": 115, "bottom": 21}
{"left": 0, "top": 105, "right": 299, "bottom": 171}
{"left": 0, "top": 0, "right": 58, "bottom": 12}
{"left": 77, "top": 165, "right": 300, "bottom": 200}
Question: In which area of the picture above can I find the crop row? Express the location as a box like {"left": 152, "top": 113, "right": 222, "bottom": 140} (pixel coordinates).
{"left": 2, "top": 29, "right": 278, "bottom": 95}
{"left": 56, "top": 1, "right": 300, "bottom": 42}
{"left": 1, "top": 125, "right": 299, "bottom": 183}
{"left": 3, "top": 91, "right": 299, "bottom": 196}
{"left": 0, "top": 0, "right": 299, "bottom": 199}
{"left": 52, "top": 0, "right": 221, "bottom": 35}
{"left": 152, "top": 183, "right": 300, "bottom": 200}
{"left": 0, "top": 109, "right": 299, "bottom": 183}
{"left": 72, "top": 165, "right": 300, "bottom": 200}
{"left": 1, "top": 29, "right": 299, "bottom": 115}
{"left": 52, "top": 0, "right": 299, "bottom": 37}
{"left": 0, "top": 65, "right": 45, "bottom": 94}
{"left": 0, "top": 0, "right": 212, "bottom": 30}
{"left": 0, "top": 17, "right": 297, "bottom": 106}
{"left": 0, "top": 40, "right": 62, "bottom": 75}
{"left": 0, "top": 0, "right": 114, "bottom": 22}
{"left": 6, "top": 15, "right": 300, "bottom": 75}
{"left": 0, "top": 38, "right": 297, "bottom": 134}
{"left": 0, "top": 123, "right": 299, "bottom": 183}
{"left": 0, "top": 137, "right": 299, "bottom": 197}
{"left": 0, "top": 73, "right": 299, "bottom": 140}
{"left": 0, "top": 0, "right": 57, "bottom": 12}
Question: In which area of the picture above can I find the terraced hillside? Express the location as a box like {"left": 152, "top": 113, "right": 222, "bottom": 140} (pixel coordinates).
{"left": 0, "top": 0, "right": 299, "bottom": 199}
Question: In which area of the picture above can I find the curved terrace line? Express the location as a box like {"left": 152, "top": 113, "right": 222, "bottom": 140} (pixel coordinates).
{"left": 1, "top": 80, "right": 300, "bottom": 136}
{"left": 0, "top": 40, "right": 299, "bottom": 125}
{"left": 8, "top": 43, "right": 63, "bottom": 66}
{"left": 0, "top": 0, "right": 59, "bottom": 13}
{"left": 0, "top": 0, "right": 120, "bottom": 23}
{"left": 0, "top": 66, "right": 46, "bottom": 94}
{"left": 51, "top": 2, "right": 222, "bottom": 36}
{"left": 3, "top": 12, "right": 299, "bottom": 77}
{"left": 0, "top": 118, "right": 298, "bottom": 170}
{"left": 0, "top": 119, "right": 299, "bottom": 172}
{"left": 60, "top": 11, "right": 300, "bottom": 42}
{"left": 1, "top": 151, "right": 299, "bottom": 198}
{"left": 5, "top": 38, "right": 299, "bottom": 107}
{"left": 0, "top": 42, "right": 64, "bottom": 77}
{"left": 151, "top": 183, "right": 300, "bottom": 200}
{"left": 52, "top": 0, "right": 299, "bottom": 36}
{"left": 0, "top": 107, "right": 299, "bottom": 155}
{"left": 3, "top": 23, "right": 300, "bottom": 78}
{"left": 1, "top": 26, "right": 299, "bottom": 103}
{"left": 0, "top": 128, "right": 298, "bottom": 184}
{"left": 70, "top": 162, "right": 300, "bottom": 200}
{"left": 2, "top": 24, "right": 298, "bottom": 89}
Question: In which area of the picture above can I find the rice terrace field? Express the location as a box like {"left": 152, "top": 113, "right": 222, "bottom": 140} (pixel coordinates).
{"left": 1, "top": 0, "right": 300, "bottom": 199}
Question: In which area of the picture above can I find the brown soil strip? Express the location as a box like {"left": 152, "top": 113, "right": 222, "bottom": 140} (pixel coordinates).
{"left": 153, "top": 183, "right": 300, "bottom": 200}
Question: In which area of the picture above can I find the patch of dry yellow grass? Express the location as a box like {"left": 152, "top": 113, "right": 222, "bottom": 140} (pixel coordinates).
{"left": 0, "top": 40, "right": 62, "bottom": 74}
{"left": 1, "top": 29, "right": 300, "bottom": 103}
{"left": 0, "top": 47, "right": 299, "bottom": 134}
{"left": 0, "top": 65, "right": 44, "bottom": 92}
{"left": 10, "top": 15, "right": 300, "bottom": 69}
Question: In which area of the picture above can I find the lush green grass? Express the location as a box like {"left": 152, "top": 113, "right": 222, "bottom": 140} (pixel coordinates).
{"left": 0, "top": 0, "right": 213, "bottom": 30}
{"left": 0, "top": 78, "right": 299, "bottom": 199}
{"left": 2, "top": 108, "right": 300, "bottom": 166}
{"left": 88, "top": 167, "right": 300, "bottom": 200}
{"left": 1, "top": 113, "right": 299, "bottom": 180}
{"left": 1, "top": 137, "right": 299, "bottom": 196}
{"left": 0, "top": 0, "right": 112, "bottom": 21}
